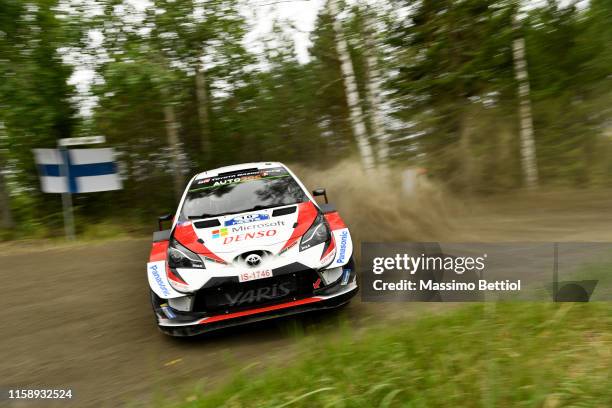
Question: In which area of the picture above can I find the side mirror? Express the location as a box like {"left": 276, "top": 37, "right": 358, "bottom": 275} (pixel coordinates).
{"left": 312, "top": 188, "right": 328, "bottom": 204}
{"left": 158, "top": 213, "right": 173, "bottom": 231}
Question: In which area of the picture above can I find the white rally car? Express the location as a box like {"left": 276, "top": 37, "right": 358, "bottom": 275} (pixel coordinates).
{"left": 147, "top": 162, "right": 357, "bottom": 336}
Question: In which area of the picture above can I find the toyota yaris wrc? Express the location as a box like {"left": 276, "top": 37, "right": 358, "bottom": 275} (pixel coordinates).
{"left": 147, "top": 162, "right": 357, "bottom": 336}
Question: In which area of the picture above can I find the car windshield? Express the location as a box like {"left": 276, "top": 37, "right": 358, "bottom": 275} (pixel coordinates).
{"left": 180, "top": 167, "right": 308, "bottom": 220}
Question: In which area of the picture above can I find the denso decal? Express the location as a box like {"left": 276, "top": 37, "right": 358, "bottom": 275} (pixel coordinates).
{"left": 223, "top": 229, "right": 277, "bottom": 244}
{"left": 225, "top": 213, "right": 270, "bottom": 226}
{"left": 336, "top": 230, "right": 349, "bottom": 264}
{"left": 149, "top": 262, "right": 171, "bottom": 297}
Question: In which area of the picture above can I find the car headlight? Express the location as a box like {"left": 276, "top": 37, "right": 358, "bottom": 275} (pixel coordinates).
{"left": 168, "top": 239, "right": 204, "bottom": 269}
{"left": 300, "top": 214, "right": 331, "bottom": 251}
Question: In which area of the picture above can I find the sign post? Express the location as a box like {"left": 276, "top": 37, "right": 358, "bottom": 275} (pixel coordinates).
{"left": 58, "top": 144, "right": 75, "bottom": 240}
{"left": 57, "top": 136, "right": 106, "bottom": 240}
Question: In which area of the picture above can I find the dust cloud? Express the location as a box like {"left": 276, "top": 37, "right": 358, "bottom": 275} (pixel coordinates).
{"left": 292, "top": 160, "right": 460, "bottom": 243}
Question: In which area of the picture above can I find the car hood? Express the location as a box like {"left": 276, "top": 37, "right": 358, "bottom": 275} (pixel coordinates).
{"left": 173, "top": 201, "right": 319, "bottom": 263}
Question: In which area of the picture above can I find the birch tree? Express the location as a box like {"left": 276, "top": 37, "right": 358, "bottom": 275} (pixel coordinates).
{"left": 328, "top": 0, "right": 376, "bottom": 170}
{"left": 0, "top": 141, "right": 14, "bottom": 230}
{"left": 361, "top": 4, "right": 389, "bottom": 166}
{"left": 513, "top": 13, "right": 539, "bottom": 189}
{"left": 161, "top": 87, "right": 185, "bottom": 199}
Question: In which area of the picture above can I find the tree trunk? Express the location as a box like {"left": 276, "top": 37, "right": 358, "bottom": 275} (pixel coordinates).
{"left": 362, "top": 6, "right": 388, "bottom": 167}
{"left": 195, "top": 59, "right": 211, "bottom": 161}
{"left": 328, "top": 0, "right": 375, "bottom": 171}
{"left": 161, "top": 87, "right": 185, "bottom": 199}
{"left": 0, "top": 139, "right": 14, "bottom": 229}
{"left": 0, "top": 165, "right": 14, "bottom": 230}
{"left": 513, "top": 15, "right": 539, "bottom": 189}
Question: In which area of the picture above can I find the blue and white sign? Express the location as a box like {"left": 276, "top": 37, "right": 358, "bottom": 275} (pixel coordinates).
{"left": 33, "top": 148, "right": 122, "bottom": 194}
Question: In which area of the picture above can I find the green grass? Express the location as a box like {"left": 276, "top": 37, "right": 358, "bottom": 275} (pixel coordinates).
{"left": 159, "top": 303, "right": 611, "bottom": 408}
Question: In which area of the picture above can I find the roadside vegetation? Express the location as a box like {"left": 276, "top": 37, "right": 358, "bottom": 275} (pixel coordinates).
{"left": 2, "top": 1, "right": 612, "bottom": 239}
{"left": 159, "top": 303, "right": 611, "bottom": 407}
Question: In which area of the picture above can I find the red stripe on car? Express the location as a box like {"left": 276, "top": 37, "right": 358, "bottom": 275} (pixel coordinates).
{"left": 173, "top": 223, "right": 227, "bottom": 264}
{"left": 149, "top": 241, "right": 169, "bottom": 262}
{"left": 198, "top": 297, "right": 323, "bottom": 324}
{"left": 279, "top": 201, "right": 318, "bottom": 252}
{"left": 324, "top": 211, "right": 347, "bottom": 230}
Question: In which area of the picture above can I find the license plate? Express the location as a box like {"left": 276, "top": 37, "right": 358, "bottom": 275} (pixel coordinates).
{"left": 238, "top": 269, "right": 273, "bottom": 282}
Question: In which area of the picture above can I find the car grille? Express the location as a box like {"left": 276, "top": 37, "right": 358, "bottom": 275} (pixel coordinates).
{"left": 192, "top": 270, "right": 319, "bottom": 314}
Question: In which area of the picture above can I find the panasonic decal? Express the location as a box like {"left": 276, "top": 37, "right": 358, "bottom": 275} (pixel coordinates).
{"left": 149, "top": 262, "right": 171, "bottom": 297}
{"left": 336, "top": 230, "right": 349, "bottom": 264}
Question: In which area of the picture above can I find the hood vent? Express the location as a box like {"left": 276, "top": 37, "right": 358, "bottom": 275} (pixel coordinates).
{"left": 194, "top": 219, "right": 221, "bottom": 229}
{"left": 272, "top": 206, "right": 296, "bottom": 217}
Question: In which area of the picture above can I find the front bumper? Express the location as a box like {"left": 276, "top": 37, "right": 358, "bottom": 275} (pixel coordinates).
{"left": 152, "top": 269, "right": 358, "bottom": 337}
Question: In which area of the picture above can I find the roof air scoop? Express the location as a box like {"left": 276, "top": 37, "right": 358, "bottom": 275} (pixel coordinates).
{"left": 194, "top": 219, "right": 221, "bottom": 228}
